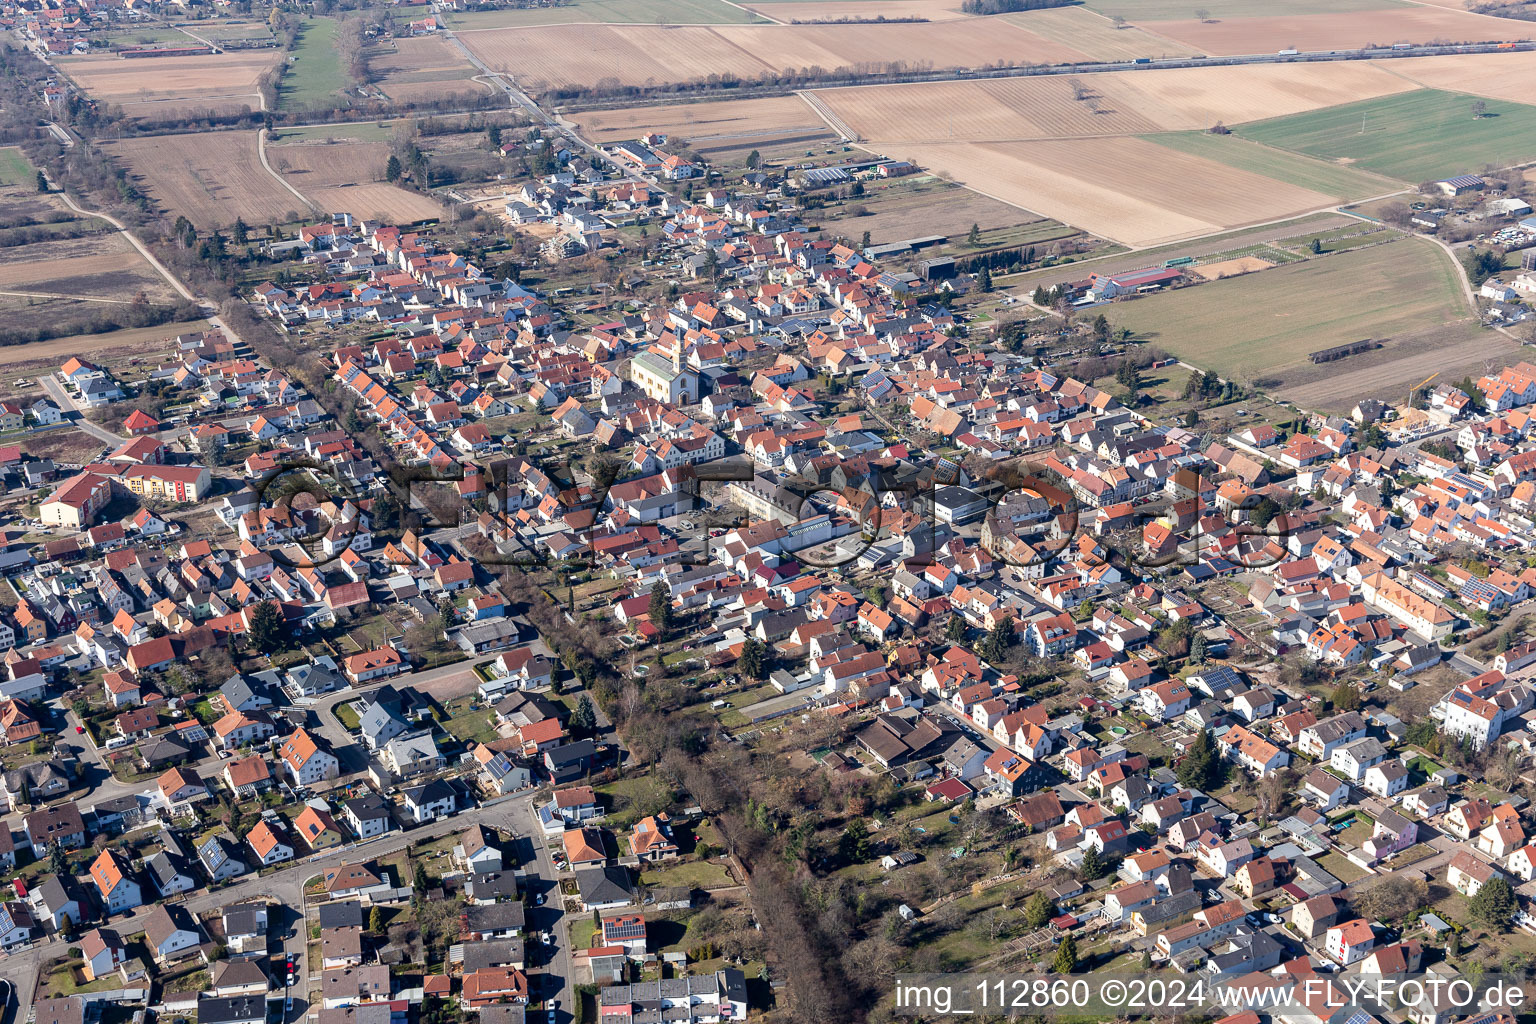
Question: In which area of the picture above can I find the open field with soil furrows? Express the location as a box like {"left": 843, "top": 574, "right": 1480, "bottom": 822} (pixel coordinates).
{"left": 715, "top": 17, "right": 1090, "bottom": 69}
{"left": 459, "top": 17, "right": 1087, "bottom": 89}
{"left": 307, "top": 184, "right": 446, "bottom": 223}
{"left": 102, "top": 131, "right": 300, "bottom": 227}
{"left": 1002, "top": 7, "right": 1202, "bottom": 60}
{"left": 370, "top": 35, "right": 491, "bottom": 102}
{"left": 59, "top": 51, "right": 279, "bottom": 119}
{"left": 815, "top": 61, "right": 1419, "bottom": 143}
{"left": 1373, "top": 50, "right": 1536, "bottom": 105}
{"left": 571, "top": 95, "right": 824, "bottom": 143}
{"left": 1143, "top": 6, "right": 1528, "bottom": 55}
{"left": 890, "top": 136, "right": 1337, "bottom": 246}
{"left": 744, "top": 0, "right": 972, "bottom": 21}
{"left": 268, "top": 141, "right": 446, "bottom": 221}
{"left": 457, "top": 24, "right": 770, "bottom": 88}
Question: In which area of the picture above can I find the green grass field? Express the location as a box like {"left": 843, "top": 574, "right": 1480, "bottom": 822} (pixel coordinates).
{"left": 0, "top": 148, "right": 35, "bottom": 187}
{"left": 1237, "top": 89, "right": 1536, "bottom": 182}
{"left": 1082, "top": 0, "right": 1400, "bottom": 19}
{"left": 444, "top": 0, "right": 766, "bottom": 28}
{"left": 277, "top": 17, "right": 350, "bottom": 111}
{"left": 1143, "top": 131, "right": 1402, "bottom": 199}
{"left": 1106, "top": 238, "right": 1466, "bottom": 380}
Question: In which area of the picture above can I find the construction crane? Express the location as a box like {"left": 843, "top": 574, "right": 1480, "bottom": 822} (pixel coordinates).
{"left": 1408, "top": 370, "right": 1440, "bottom": 406}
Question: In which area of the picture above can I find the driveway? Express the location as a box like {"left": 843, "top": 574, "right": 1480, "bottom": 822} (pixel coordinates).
{"left": 39, "top": 375, "right": 122, "bottom": 448}
{"left": 508, "top": 794, "right": 572, "bottom": 1023}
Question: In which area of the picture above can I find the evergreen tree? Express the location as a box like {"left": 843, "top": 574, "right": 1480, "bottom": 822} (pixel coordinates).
{"left": 1189, "top": 630, "right": 1208, "bottom": 664}
{"left": 571, "top": 695, "right": 597, "bottom": 736}
{"left": 1092, "top": 313, "right": 1110, "bottom": 343}
{"left": 48, "top": 840, "right": 67, "bottom": 877}
{"left": 976, "top": 266, "right": 992, "bottom": 292}
{"left": 414, "top": 862, "right": 430, "bottom": 893}
{"left": 233, "top": 218, "right": 249, "bottom": 245}
{"left": 861, "top": 230, "right": 871, "bottom": 250}
{"left": 385, "top": 154, "right": 403, "bottom": 182}
{"left": 967, "top": 223, "right": 982, "bottom": 247}
{"left": 740, "top": 638, "right": 766, "bottom": 681}
{"left": 1079, "top": 846, "right": 1105, "bottom": 880}
{"left": 745, "top": 150, "right": 761, "bottom": 170}
{"left": 1051, "top": 933, "right": 1079, "bottom": 974}
{"left": 1331, "top": 682, "right": 1363, "bottom": 713}
{"left": 980, "top": 619, "right": 1013, "bottom": 664}
{"left": 1249, "top": 497, "right": 1281, "bottom": 529}
{"left": 648, "top": 581, "right": 674, "bottom": 632}
{"left": 369, "top": 906, "right": 385, "bottom": 933}
{"left": 839, "top": 819, "right": 872, "bottom": 863}
{"left": 35, "top": 170, "right": 47, "bottom": 194}
{"left": 1176, "top": 729, "right": 1224, "bottom": 790}
{"left": 946, "top": 615, "right": 968, "bottom": 642}
{"left": 248, "top": 601, "right": 289, "bottom": 653}
{"left": 1471, "top": 875, "right": 1517, "bottom": 929}
{"left": 1309, "top": 237, "right": 1323, "bottom": 254}
{"left": 486, "top": 125, "right": 502, "bottom": 149}
{"left": 1115, "top": 361, "right": 1141, "bottom": 392}
{"left": 1024, "top": 891, "right": 1054, "bottom": 928}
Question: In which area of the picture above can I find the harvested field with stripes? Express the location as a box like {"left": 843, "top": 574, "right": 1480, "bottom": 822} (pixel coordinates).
{"left": 1375, "top": 50, "right": 1536, "bottom": 105}
{"left": 369, "top": 36, "right": 490, "bottom": 103}
{"left": 717, "top": 18, "right": 1088, "bottom": 70}
{"left": 459, "top": 17, "right": 1085, "bottom": 90}
{"left": 58, "top": 51, "right": 279, "bottom": 120}
{"left": 746, "top": 0, "right": 972, "bottom": 21}
{"left": 572, "top": 95, "right": 823, "bottom": 144}
{"left": 890, "top": 136, "right": 1335, "bottom": 246}
{"left": 815, "top": 61, "right": 1418, "bottom": 143}
{"left": 267, "top": 141, "right": 445, "bottom": 222}
{"left": 1143, "top": 7, "right": 1525, "bottom": 56}
{"left": 1002, "top": 7, "right": 1200, "bottom": 60}
{"left": 102, "top": 131, "right": 300, "bottom": 227}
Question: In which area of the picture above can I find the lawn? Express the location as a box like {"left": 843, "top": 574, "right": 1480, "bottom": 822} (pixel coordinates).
{"left": 569, "top": 917, "right": 597, "bottom": 951}
{"left": 996, "top": 211, "right": 1343, "bottom": 294}
{"left": 1142, "top": 131, "right": 1402, "bottom": 200}
{"left": 0, "top": 147, "right": 35, "bottom": 188}
{"left": 445, "top": 0, "right": 766, "bottom": 27}
{"left": 334, "top": 701, "right": 361, "bottom": 731}
{"left": 1107, "top": 238, "right": 1468, "bottom": 382}
{"left": 442, "top": 696, "right": 500, "bottom": 747}
{"left": 277, "top": 17, "right": 350, "bottom": 111}
{"left": 1237, "top": 89, "right": 1536, "bottom": 183}
{"left": 1316, "top": 851, "right": 1369, "bottom": 884}
{"left": 1271, "top": 225, "right": 1401, "bottom": 255}
{"left": 638, "top": 858, "right": 734, "bottom": 890}
{"left": 597, "top": 773, "right": 675, "bottom": 827}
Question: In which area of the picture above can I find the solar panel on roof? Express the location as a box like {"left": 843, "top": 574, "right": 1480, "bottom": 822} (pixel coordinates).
{"left": 1343, "top": 1012, "right": 1373, "bottom": 1024}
